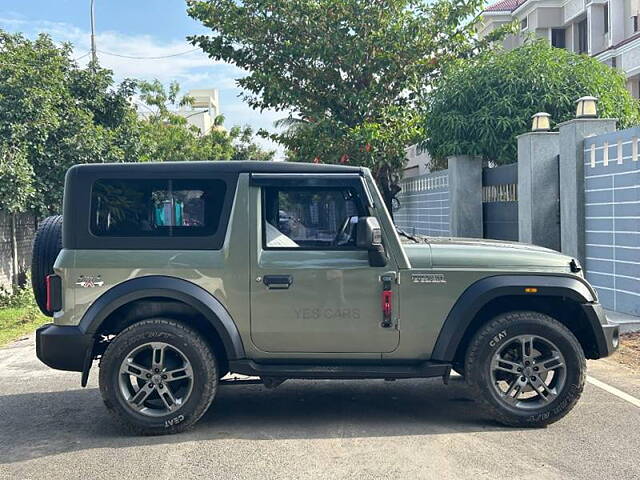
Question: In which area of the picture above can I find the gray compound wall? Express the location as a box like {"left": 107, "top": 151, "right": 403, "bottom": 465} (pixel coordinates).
{"left": 394, "top": 171, "right": 450, "bottom": 236}
{"left": 583, "top": 127, "right": 640, "bottom": 316}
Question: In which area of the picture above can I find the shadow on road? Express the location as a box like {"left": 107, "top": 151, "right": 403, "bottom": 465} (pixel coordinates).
{"left": 0, "top": 377, "right": 512, "bottom": 464}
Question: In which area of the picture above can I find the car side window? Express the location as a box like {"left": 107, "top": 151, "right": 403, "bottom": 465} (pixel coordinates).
{"left": 262, "top": 187, "right": 365, "bottom": 249}
{"left": 91, "top": 178, "right": 226, "bottom": 237}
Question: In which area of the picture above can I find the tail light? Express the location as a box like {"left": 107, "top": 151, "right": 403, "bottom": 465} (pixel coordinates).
{"left": 45, "top": 274, "right": 62, "bottom": 312}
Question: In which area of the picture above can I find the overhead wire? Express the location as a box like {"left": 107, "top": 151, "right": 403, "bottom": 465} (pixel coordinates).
{"left": 73, "top": 51, "right": 92, "bottom": 61}
{"left": 0, "top": 47, "right": 200, "bottom": 67}
{"left": 0, "top": 50, "right": 92, "bottom": 67}
{"left": 96, "top": 48, "right": 200, "bottom": 60}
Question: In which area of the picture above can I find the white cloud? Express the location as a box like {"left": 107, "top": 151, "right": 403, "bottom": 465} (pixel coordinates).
{"left": 0, "top": 15, "right": 289, "bottom": 158}
{"left": 0, "top": 16, "right": 224, "bottom": 81}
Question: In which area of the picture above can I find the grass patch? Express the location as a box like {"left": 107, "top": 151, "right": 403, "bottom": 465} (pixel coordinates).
{"left": 0, "top": 305, "right": 47, "bottom": 346}
{"left": 0, "top": 283, "right": 47, "bottom": 347}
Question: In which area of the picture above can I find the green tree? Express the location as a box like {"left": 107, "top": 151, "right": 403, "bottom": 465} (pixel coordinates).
{"left": 273, "top": 107, "right": 424, "bottom": 206}
{"left": 136, "top": 80, "right": 274, "bottom": 162}
{"left": 0, "top": 31, "right": 273, "bottom": 217}
{"left": 230, "top": 125, "right": 275, "bottom": 161}
{"left": 423, "top": 40, "right": 640, "bottom": 166}
{"left": 136, "top": 79, "right": 233, "bottom": 162}
{"left": 187, "top": 0, "right": 503, "bottom": 211}
{"left": 0, "top": 144, "right": 34, "bottom": 214}
{"left": 0, "top": 31, "right": 142, "bottom": 215}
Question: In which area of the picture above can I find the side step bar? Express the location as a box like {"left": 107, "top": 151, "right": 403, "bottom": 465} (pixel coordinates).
{"left": 228, "top": 360, "right": 451, "bottom": 380}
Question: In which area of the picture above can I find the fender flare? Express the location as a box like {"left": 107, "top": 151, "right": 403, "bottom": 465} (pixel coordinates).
{"left": 78, "top": 275, "right": 245, "bottom": 360}
{"left": 430, "top": 274, "right": 597, "bottom": 362}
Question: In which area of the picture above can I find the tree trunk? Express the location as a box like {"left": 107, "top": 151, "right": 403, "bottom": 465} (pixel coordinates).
{"left": 379, "top": 182, "right": 395, "bottom": 220}
{"left": 374, "top": 165, "right": 401, "bottom": 221}
{"left": 10, "top": 213, "right": 19, "bottom": 288}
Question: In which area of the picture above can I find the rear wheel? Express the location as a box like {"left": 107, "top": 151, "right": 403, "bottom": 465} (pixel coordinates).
{"left": 465, "top": 311, "right": 585, "bottom": 428}
{"left": 99, "top": 318, "right": 217, "bottom": 435}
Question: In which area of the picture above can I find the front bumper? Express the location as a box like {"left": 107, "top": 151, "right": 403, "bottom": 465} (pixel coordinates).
{"left": 581, "top": 303, "right": 620, "bottom": 358}
{"left": 36, "top": 324, "right": 94, "bottom": 372}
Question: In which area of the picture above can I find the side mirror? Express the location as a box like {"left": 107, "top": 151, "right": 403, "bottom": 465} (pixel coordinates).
{"left": 357, "top": 217, "right": 387, "bottom": 267}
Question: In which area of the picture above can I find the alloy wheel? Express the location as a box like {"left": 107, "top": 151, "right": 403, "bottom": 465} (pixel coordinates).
{"left": 490, "top": 335, "right": 567, "bottom": 409}
{"left": 118, "top": 342, "right": 194, "bottom": 417}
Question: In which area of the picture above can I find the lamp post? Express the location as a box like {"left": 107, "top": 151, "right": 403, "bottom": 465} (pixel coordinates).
{"left": 90, "top": 0, "right": 97, "bottom": 64}
{"left": 531, "top": 112, "right": 551, "bottom": 132}
{"left": 575, "top": 96, "right": 598, "bottom": 119}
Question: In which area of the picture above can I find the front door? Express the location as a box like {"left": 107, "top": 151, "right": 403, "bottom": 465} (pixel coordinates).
{"left": 249, "top": 174, "right": 399, "bottom": 354}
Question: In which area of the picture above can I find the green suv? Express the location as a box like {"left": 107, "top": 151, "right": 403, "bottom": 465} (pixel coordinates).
{"left": 33, "top": 161, "right": 619, "bottom": 434}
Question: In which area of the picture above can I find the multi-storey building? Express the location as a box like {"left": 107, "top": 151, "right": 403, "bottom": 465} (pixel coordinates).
{"left": 137, "top": 88, "right": 223, "bottom": 135}
{"left": 176, "top": 88, "right": 223, "bottom": 135}
{"left": 479, "top": 0, "right": 640, "bottom": 97}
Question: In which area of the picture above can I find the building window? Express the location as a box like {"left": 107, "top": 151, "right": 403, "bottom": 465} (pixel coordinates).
{"left": 578, "top": 19, "right": 588, "bottom": 53}
{"left": 612, "top": 56, "right": 617, "bottom": 68}
{"left": 552, "top": 29, "right": 566, "bottom": 48}
{"left": 604, "top": 3, "right": 609, "bottom": 34}
{"left": 634, "top": 15, "right": 639, "bottom": 33}
{"left": 520, "top": 17, "right": 528, "bottom": 31}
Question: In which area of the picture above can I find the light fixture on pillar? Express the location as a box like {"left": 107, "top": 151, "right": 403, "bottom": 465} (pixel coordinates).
{"left": 575, "top": 96, "right": 598, "bottom": 119}
{"left": 531, "top": 112, "right": 551, "bottom": 132}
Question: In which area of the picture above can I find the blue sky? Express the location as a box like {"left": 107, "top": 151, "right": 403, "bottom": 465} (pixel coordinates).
{"left": 0, "top": 0, "right": 286, "bottom": 157}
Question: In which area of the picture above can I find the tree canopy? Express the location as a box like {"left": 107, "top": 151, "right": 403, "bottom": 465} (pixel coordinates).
{"left": 0, "top": 31, "right": 142, "bottom": 215}
{"left": 422, "top": 40, "right": 640, "bottom": 166}
{"left": 187, "top": 0, "right": 503, "bottom": 210}
{"left": 136, "top": 80, "right": 274, "bottom": 163}
{"left": 0, "top": 31, "right": 273, "bottom": 215}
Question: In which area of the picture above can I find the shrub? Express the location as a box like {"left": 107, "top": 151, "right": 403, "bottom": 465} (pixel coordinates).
{"left": 422, "top": 40, "right": 640, "bottom": 165}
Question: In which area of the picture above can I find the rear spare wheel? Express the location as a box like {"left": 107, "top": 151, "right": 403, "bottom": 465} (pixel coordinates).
{"left": 31, "top": 215, "right": 63, "bottom": 316}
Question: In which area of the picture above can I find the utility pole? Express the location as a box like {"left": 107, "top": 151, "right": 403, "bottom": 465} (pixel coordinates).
{"left": 90, "top": 0, "right": 97, "bottom": 64}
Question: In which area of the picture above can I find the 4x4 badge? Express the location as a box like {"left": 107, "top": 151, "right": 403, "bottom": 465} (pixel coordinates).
{"left": 411, "top": 273, "right": 446, "bottom": 284}
{"left": 75, "top": 275, "right": 104, "bottom": 288}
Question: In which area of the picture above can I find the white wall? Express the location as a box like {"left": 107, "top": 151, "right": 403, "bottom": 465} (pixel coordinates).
{"left": 404, "top": 145, "right": 432, "bottom": 178}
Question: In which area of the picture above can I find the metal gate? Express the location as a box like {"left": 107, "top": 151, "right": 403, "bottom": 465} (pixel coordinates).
{"left": 482, "top": 164, "right": 518, "bottom": 241}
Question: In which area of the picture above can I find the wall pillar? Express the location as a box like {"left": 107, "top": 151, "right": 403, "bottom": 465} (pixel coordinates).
{"left": 557, "top": 118, "right": 617, "bottom": 264}
{"left": 517, "top": 131, "right": 560, "bottom": 250}
{"left": 448, "top": 155, "right": 483, "bottom": 237}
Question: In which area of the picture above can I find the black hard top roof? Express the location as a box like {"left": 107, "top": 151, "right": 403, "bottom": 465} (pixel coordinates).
{"left": 68, "top": 161, "right": 364, "bottom": 176}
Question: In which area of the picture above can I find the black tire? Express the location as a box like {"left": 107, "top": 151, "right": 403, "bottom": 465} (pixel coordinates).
{"left": 31, "top": 215, "right": 63, "bottom": 316}
{"left": 99, "top": 318, "right": 218, "bottom": 435}
{"left": 465, "top": 311, "right": 586, "bottom": 428}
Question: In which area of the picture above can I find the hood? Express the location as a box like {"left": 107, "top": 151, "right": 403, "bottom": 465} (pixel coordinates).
{"left": 404, "top": 237, "right": 576, "bottom": 271}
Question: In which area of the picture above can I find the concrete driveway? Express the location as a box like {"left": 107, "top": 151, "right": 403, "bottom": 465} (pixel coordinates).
{"left": 1, "top": 335, "right": 639, "bottom": 480}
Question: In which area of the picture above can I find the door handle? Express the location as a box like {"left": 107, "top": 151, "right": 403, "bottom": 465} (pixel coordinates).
{"left": 263, "top": 275, "right": 293, "bottom": 290}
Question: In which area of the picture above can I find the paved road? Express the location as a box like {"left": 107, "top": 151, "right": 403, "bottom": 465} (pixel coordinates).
{"left": 1, "top": 335, "right": 639, "bottom": 480}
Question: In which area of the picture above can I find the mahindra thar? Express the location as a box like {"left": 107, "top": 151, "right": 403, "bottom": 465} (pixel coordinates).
{"left": 32, "top": 161, "right": 619, "bottom": 434}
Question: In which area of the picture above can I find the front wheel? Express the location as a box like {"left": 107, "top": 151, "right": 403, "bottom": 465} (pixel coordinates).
{"left": 99, "top": 318, "right": 217, "bottom": 435}
{"left": 465, "top": 311, "right": 586, "bottom": 428}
